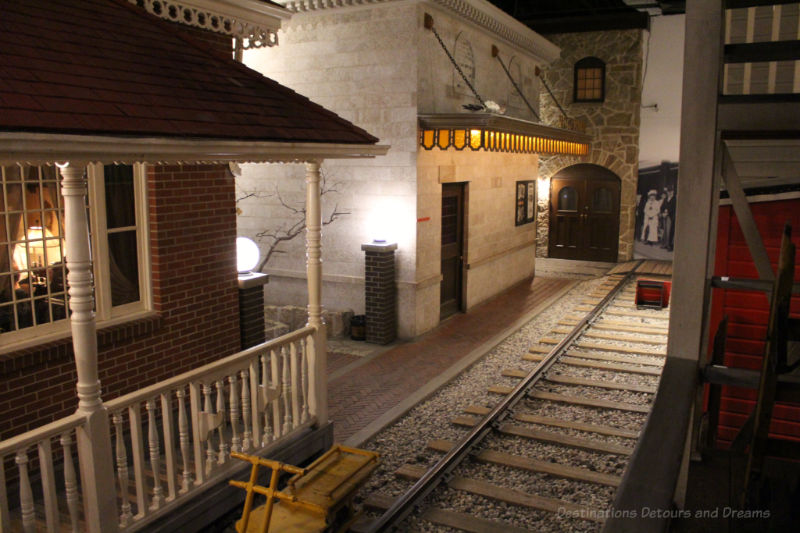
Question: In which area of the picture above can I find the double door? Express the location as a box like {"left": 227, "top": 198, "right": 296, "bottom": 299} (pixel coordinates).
{"left": 548, "top": 165, "right": 620, "bottom": 262}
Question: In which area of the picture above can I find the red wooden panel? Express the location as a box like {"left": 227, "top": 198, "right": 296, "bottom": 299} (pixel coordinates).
{"left": 709, "top": 200, "right": 800, "bottom": 446}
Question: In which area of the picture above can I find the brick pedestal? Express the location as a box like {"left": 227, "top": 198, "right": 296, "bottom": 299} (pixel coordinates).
{"left": 361, "top": 241, "right": 398, "bottom": 344}
{"left": 238, "top": 272, "right": 269, "bottom": 349}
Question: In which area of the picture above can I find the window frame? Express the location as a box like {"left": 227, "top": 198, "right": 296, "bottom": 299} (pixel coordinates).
{"left": 0, "top": 163, "right": 151, "bottom": 348}
{"left": 573, "top": 56, "right": 606, "bottom": 103}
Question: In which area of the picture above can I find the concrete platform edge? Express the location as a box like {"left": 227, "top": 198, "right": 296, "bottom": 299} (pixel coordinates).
{"left": 343, "top": 279, "right": 580, "bottom": 447}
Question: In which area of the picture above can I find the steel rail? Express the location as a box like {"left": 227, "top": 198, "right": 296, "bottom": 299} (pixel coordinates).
{"left": 367, "top": 262, "right": 644, "bottom": 532}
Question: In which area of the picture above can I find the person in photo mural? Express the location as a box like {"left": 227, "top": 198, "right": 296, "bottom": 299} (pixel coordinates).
{"left": 661, "top": 186, "right": 676, "bottom": 251}
{"left": 640, "top": 189, "right": 662, "bottom": 244}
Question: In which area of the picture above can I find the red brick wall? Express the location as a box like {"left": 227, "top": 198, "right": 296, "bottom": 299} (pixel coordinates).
{"left": 0, "top": 164, "right": 241, "bottom": 439}
{"left": 708, "top": 198, "right": 800, "bottom": 448}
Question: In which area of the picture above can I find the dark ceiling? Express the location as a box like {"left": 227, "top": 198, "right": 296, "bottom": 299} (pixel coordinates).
{"left": 486, "top": 1, "right": 686, "bottom": 34}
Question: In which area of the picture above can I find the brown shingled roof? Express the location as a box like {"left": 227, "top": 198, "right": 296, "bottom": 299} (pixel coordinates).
{"left": 0, "top": 0, "right": 379, "bottom": 145}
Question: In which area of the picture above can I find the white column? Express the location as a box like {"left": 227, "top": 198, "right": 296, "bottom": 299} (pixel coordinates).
{"left": 58, "top": 162, "right": 119, "bottom": 533}
{"left": 305, "top": 161, "right": 327, "bottom": 423}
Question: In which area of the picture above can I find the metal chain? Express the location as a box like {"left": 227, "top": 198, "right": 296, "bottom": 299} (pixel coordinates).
{"left": 430, "top": 26, "right": 485, "bottom": 106}
{"left": 538, "top": 71, "right": 570, "bottom": 122}
{"left": 495, "top": 55, "right": 540, "bottom": 121}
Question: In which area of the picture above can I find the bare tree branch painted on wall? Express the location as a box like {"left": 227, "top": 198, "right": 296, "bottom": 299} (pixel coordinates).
{"left": 237, "top": 171, "right": 349, "bottom": 273}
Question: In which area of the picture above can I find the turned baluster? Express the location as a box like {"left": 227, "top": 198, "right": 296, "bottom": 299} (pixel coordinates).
{"left": 112, "top": 413, "right": 133, "bottom": 526}
{"left": 176, "top": 388, "right": 193, "bottom": 492}
{"left": 270, "top": 349, "right": 281, "bottom": 439}
{"left": 240, "top": 369, "right": 252, "bottom": 451}
{"left": 16, "top": 450, "right": 34, "bottom": 533}
{"left": 216, "top": 380, "right": 229, "bottom": 464}
{"left": 301, "top": 337, "right": 310, "bottom": 423}
{"left": 261, "top": 353, "right": 273, "bottom": 445}
{"left": 290, "top": 340, "right": 300, "bottom": 429}
{"left": 281, "top": 346, "right": 292, "bottom": 435}
{"left": 229, "top": 374, "right": 241, "bottom": 453}
{"left": 203, "top": 384, "right": 215, "bottom": 475}
{"left": 147, "top": 399, "right": 164, "bottom": 509}
{"left": 60, "top": 432, "right": 80, "bottom": 533}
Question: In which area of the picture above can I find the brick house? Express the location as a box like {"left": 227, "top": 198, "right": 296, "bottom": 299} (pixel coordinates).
{"left": 0, "top": 0, "right": 385, "bottom": 530}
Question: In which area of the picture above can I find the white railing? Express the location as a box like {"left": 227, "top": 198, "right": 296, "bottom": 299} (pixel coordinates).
{"left": 0, "top": 413, "right": 85, "bottom": 533}
{"left": 0, "top": 325, "right": 320, "bottom": 532}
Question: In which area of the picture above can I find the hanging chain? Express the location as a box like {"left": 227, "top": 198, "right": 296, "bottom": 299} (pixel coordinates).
{"left": 429, "top": 25, "right": 485, "bottom": 106}
{"left": 494, "top": 54, "right": 540, "bottom": 121}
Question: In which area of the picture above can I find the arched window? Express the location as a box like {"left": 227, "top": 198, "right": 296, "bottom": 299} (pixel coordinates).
{"left": 557, "top": 186, "right": 577, "bottom": 211}
{"left": 574, "top": 57, "right": 605, "bottom": 102}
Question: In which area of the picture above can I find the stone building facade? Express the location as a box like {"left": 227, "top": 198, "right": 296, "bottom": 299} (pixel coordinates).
{"left": 239, "top": 0, "right": 565, "bottom": 338}
{"left": 537, "top": 29, "right": 643, "bottom": 262}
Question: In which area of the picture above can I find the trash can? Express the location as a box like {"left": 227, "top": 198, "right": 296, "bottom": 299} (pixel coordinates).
{"left": 350, "top": 315, "right": 366, "bottom": 341}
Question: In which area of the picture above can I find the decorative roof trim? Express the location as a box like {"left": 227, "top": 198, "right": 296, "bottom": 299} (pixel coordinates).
{"left": 279, "top": 0, "right": 560, "bottom": 62}
{"left": 129, "top": 0, "right": 292, "bottom": 49}
{"left": 0, "top": 133, "right": 389, "bottom": 166}
{"left": 418, "top": 113, "right": 592, "bottom": 144}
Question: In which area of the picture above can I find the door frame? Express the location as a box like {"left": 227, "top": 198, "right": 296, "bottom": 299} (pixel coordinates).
{"left": 440, "top": 182, "right": 467, "bottom": 318}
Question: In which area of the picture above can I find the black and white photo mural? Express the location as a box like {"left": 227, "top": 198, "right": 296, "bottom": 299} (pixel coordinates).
{"left": 634, "top": 162, "right": 678, "bottom": 260}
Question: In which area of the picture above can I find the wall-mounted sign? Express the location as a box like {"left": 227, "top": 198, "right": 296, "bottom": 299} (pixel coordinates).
{"left": 516, "top": 180, "right": 536, "bottom": 226}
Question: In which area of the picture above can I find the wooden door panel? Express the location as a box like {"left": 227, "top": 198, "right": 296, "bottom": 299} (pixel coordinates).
{"left": 441, "top": 184, "right": 464, "bottom": 318}
{"left": 548, "top": 165, "right": 620, "bottom": 262}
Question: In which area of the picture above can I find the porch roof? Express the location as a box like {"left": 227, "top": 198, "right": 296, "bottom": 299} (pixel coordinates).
{"left": 0, "top": 0, "right": 382, "bottom": 161}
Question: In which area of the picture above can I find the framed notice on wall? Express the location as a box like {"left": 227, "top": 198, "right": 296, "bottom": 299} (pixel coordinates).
{"left": 515, "top": 180, "right": 536, "bottom": 226}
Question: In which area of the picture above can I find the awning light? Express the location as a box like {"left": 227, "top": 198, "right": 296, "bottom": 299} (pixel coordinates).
{"left": 418, "top": 113, "right": 591, "bottom": 156}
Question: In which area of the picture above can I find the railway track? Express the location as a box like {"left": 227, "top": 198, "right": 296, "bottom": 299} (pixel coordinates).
{"left": 353, "top": 267, "right": 671, "bottom": 532}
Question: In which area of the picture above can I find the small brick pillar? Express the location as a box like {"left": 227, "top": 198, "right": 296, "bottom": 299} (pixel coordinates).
{"left": 237, "top": 272, "right": 269, "bottom": 349}
{"left": 361, "top": 241, "right": 398, "bottom": 344}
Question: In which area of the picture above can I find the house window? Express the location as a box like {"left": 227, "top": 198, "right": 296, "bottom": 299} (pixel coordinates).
{"left": 574, "top": 57, "right": 605, "bottom": 102}
{"left": 1, "top": 163, "right": 149, "bottom": 340}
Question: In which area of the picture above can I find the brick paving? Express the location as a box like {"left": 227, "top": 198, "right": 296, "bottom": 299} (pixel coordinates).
{"left": 327, "top": 276, "right": 578, "bottom": 443}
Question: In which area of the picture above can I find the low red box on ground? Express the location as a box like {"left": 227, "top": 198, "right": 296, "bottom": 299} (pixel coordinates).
{"left": 635, "top": 279, "right": 672, "bottom": 309}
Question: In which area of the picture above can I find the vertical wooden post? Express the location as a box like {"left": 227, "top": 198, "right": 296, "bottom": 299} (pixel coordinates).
{"left": 58, "top": 162, "right": 119, "bottom": 533}
{"left": 669, "top": 0, "right": 725, "bottom": 510}
{"left": 305, "top": 160, "right": 328, "bottom": 423}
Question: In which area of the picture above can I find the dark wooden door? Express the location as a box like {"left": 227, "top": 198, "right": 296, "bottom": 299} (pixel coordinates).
{"left": 548, "top": 164, "right": 620, "bottom": 262}
{"left": 440, "top": 183, "right": 464, "bottom": 318}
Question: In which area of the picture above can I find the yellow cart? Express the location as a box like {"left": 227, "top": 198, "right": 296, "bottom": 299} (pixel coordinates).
{"left": 229, "top": 445, "right": 380, "bottom": 532}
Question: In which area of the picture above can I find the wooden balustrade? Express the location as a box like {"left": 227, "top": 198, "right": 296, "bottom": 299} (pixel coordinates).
{"left": 0, "top": 413, "right": 84, "bottom": 533}
{"left": 0, "top": 325, "right": 319, "bottom": 532}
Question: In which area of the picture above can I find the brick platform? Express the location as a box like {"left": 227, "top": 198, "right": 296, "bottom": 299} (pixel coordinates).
{"left": 326, "top": 276, "right": 578, "bottom": 444}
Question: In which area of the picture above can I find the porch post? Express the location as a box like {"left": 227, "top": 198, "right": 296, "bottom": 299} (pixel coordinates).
{"left": 58, "top": 162, "right": 118, "bottom": 533}
{"left": 305, "top": 160, "right": 328, "bottom": 423}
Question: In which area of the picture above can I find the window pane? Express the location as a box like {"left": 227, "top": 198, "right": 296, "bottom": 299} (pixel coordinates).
{"left": 558, "top": 187, "right": 577, "bottom": 211}
{"left": 105, "top": 164, "right": 136, "bottom": 229}
{"left": 1, "top": 165, "right": 67, "bottom": 334}
{"left": 592, "top": 187, "right": 613, "bottom": 212}
{"left": 108, "top": 230, "right": 139, "bottom": 306}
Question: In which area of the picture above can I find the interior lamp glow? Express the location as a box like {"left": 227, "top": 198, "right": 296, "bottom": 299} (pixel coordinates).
{"left": 236, "top": 237, "right": 260, "bottom": 274}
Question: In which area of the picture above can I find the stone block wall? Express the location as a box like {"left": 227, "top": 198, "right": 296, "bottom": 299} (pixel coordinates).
{"left": 416, "top": 148, "right": 538, "bottom": 331}
{"left": 239, "top": 3, "right": 419, "bottom": 337}
{"left": 537, "top": 29, "right": 643, "bottom": 261}
{"left": 239, "top": 0, "right": 556, "bottom": 338}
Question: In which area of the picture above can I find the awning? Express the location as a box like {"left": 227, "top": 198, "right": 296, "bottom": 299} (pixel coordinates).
{"left": 418, "top": 113, "right": 591, "bottom": 156}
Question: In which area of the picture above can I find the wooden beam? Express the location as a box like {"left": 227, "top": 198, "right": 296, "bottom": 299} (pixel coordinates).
{"left": 722, "top": 146, "right": 775, "bottom": 282}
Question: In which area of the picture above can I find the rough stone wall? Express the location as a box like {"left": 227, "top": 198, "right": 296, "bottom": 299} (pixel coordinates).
{"left": 537, "top": 29, "right": 643, "bottom": 261}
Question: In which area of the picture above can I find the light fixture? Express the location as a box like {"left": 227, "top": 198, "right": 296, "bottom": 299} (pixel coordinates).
{"left": 236, "top": 237, "right": 260, "bottom": 274}
{"left": 12, "top": 226, "right": 62, "bottom": 271}
{"left": 418, "top": 113, "right": 591, "bottom": 156}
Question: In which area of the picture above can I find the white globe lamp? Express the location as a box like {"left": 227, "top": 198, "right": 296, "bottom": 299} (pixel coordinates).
{"left": 236, "top": 237, "right": 260, "bottom": 274}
